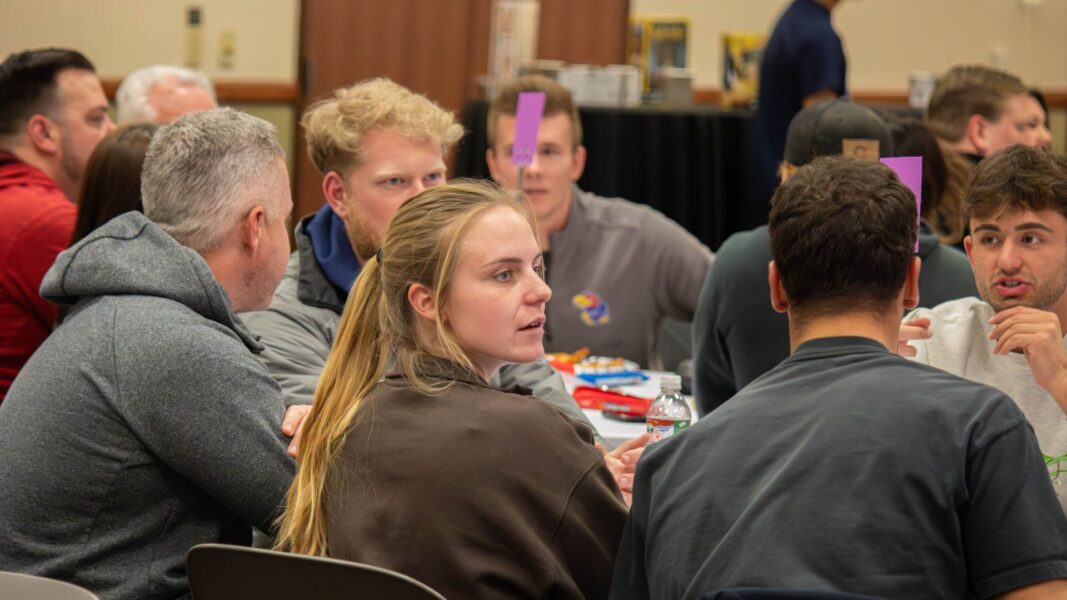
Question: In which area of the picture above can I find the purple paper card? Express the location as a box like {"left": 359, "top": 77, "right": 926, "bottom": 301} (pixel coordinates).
{"left": 880, "top": 156, "right": 923, "bottom": 252}
{"left": 511, "top": 91, "right": 546, "bottom": 167}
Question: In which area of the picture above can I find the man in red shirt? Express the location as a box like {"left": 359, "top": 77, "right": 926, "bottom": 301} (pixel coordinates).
{"left": 0, "top": 48, "right": 113, "bottom": 401}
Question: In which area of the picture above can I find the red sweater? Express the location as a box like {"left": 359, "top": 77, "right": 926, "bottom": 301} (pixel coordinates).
{"left": 0, "top": 152, "right": 75, "bottom": 402}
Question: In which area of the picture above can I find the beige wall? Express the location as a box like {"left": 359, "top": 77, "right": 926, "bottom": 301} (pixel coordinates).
{"left": 0, "top": 0, "right": 298, "bottom": 81}
{"left": 0, "top": 0, "right": 300, "bottom": 167}
{"left": 630, "top": 0, "right": 1067, "bottom": 89}
{"left": 632, "top": 0, "right": 1067, "bottom": 153}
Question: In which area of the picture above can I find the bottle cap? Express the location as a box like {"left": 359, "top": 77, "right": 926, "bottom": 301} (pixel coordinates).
{"left": 660, "top": 374, "right": 682, "bottom": 390}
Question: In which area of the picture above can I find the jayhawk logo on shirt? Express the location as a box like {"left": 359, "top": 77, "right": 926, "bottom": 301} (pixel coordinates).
{"left": 572, "top": 291, "right": 610, "bottom": 326}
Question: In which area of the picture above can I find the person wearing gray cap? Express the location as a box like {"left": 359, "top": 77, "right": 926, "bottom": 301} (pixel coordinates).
{"left": 691, "top": 99, "right": 977, "bottom": 415}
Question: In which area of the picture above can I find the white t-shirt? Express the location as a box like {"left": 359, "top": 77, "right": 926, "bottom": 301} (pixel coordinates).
{"left": 909, "top": 297, "right": 1067, "bottom": 512}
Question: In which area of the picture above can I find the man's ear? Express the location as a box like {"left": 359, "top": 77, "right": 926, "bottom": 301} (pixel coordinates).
{"left": 242, "top": 205, "right": 267, "bottom": 255}
{"left": 965, "top": 114, "right": 990, "bottom": 156}
{"left": 903, "top": 256, "right": 922, "bottom": 310}
{"left": 26, "top": 115, "right": 60, "bottom": 155}
{"left": 570, "top": 144, "right": 587, "bottom": 182}
{"left": 768, "top": 261, "right": 789, "bottom": 313}
{"left": 485, "top": 147, "right": 501, "bottom": 184}
{"left": 407, "top": 282, "right": 438, "bottom": 323}
{"left": 963, "top": 233, "right": 975, "bottom": 266}
{"left": 322, "top": 171, "right": 349, "bottom": 217}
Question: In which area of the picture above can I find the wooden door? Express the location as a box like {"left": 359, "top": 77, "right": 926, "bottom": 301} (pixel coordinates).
{"left": 296, "top": 0, "right": 628, "bottom": 221}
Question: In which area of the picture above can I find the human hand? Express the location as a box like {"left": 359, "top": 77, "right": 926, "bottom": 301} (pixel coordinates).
{"left": 989, "top": 307, "right": 1067, "bottom": 405}
{"left": 897, "top": 317, "right": 932, "bottom": 357}
{"left": 597, "top": 432, "right": 650, "bottom": 507}
{"left": 281, "top": 404, "right": 312, "bottom": 460}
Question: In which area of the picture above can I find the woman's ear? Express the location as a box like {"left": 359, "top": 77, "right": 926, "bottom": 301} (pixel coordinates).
{"left": 407, "top": 282, "right": 438, "bottom": 323}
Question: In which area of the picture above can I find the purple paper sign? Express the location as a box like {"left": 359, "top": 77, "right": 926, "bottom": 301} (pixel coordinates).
{"left": 880, "top": 156, "right": 923, "bottom": 252}
{"left": 511, "top": 91, "right": 546, "bottom": 167}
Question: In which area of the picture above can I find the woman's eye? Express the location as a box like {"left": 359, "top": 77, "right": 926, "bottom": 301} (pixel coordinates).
{"left": 494, "top": 271, "right": 512, "bottom": 282}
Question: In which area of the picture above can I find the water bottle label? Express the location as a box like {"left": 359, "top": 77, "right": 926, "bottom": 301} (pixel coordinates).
{"left": 646, "top": 418, "right": 690, "bottom": 443}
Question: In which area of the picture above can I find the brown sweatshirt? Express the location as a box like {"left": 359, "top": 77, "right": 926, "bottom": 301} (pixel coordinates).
{"left": 324, "top": 358, "right": 627, "bottom": 599}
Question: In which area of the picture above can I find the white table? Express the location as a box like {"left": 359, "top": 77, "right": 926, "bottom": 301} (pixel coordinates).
{"left": 562, "top": 371, "right": 698, "bottom": 449}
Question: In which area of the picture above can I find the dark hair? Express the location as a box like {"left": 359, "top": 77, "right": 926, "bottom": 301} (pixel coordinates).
{"left": 487, "top": 75, "right": 582, "bottom": 148}
{"left": 58, "top": 122, "right": 158, "bottom": 324}
{"left": 0, "top": 48, "right": 95, "bottom": 138}
{"left": 769, "top": 156, "right": 917, "bottom": 319}
{"left": 964, "top": 144, "right": 1067, "bottom": 222}
{"left": 70, "top": 122, "right": 160, "bottom": 245}
{"left": 886, "top": 116, "right": 966, "bottom": 243}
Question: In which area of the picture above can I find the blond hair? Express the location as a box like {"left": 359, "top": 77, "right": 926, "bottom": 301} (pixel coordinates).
{"left": 487, "top": 74, "right": 582, "bottom": 149}
{"left": 302, "top": 78, "right": 465, "bottom": 175}
{"left": 274, "top": 180, "right": 538, "bottom": 556}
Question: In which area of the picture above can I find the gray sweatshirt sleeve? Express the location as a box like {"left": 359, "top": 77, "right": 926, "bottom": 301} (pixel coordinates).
{"left": 496, "top": 358, "right": 599, "bottom": 436}
{"left": 645, "top": 211, "right": 714, "bottom": 322}
{"left": 240, "top": 304, "right": 333, "bottom": 407}
{"left": 120, "top": 328, "right": 296, "bottom": 532}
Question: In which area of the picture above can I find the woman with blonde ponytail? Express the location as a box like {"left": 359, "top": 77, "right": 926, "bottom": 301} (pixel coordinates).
{"left": 275, "top": 180, "right": 626, "bottom": 598}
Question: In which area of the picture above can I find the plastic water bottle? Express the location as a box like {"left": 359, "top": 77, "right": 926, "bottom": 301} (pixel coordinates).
{"left": 646, "top": 374, "right": 690, "bottom": 442}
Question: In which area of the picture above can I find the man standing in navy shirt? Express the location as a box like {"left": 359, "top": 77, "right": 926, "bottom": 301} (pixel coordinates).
{"left": 749, "top": 0, "right": 846, "bottom": 228}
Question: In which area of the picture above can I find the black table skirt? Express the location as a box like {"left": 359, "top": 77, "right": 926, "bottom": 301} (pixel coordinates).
{"left": 454, "top": 101, "right": 758, "bottom": 251}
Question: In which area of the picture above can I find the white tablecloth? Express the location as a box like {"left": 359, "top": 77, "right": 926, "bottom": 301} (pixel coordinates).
{"left": 562, "top": 371, "right": 698, "bottom": 449}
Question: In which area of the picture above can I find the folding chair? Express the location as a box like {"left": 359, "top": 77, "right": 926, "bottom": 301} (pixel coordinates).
{"left": 701, "top": 588, "right": 888, "bottom": 600}
{"left": 0, "top": 571, "right": 99, "bottom": 600}
{"left": 186, "top": 543, "right": 445, "bottom": 600}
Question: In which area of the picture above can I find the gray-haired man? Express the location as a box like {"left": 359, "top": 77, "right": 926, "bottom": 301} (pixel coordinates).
{"left": 116, "top": 64, "right": 217, "bottom": 125}
{"left": 0, "top": 108, "right": 295, "bottom": 599}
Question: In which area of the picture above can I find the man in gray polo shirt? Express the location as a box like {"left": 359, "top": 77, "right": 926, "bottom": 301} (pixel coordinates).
{"left": 485, "top": 75, "right": 713, "bottom": 369}
{"left": 611, "top": 156, "right": 1067, "bottom": 600}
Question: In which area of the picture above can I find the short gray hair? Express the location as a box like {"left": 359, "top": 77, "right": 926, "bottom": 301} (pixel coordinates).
{"left": 116, "top": 65, "right": 217, "bottom": 124}
{"left": 142, "top": 108, "right": 285, "bottom": 253}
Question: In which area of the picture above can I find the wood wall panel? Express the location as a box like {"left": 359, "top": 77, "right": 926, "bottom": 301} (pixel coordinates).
{"left": 537, "top": 0, "right": 628, "bottom": 66}
{"left": 296, "top": 0, "right": 629, "bottom": 220}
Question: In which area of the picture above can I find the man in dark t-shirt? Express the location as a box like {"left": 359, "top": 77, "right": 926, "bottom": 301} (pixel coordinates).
{"left": 693, "top": 100, "right": 977, "bottom": 415}
{"left": 750, "top": 0, "right": 846, "bottom": 228}
{"left": 610, "top": 156, "right": 1067, "bottom": 600}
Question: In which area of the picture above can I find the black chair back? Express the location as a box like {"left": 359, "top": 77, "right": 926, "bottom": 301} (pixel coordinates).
{"left": 701, "top": 589, "right": 889, "bottom": 600}
{"left": 186, "top": 543, "right": 445, "bottom": 600}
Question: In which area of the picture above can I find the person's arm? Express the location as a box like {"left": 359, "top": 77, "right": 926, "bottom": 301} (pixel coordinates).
{"left": 802, "top": 88, "right": 838, "bottom": 107}
{"left": 965, "top": 405, "right": 1067, "bottom": 599}
{"left": 898, "top": 316, "right": 932, "bottom": 358}
{"left": 647, "top": 213, "right": 714, "bottom": 323}
{"left": 994, "top": 580, "right": 1067, "bottom": 600}
{"left": 9, "top": 200, "right": 75, "bottom": 330}
{"left": 240, "top": 302, "right": 332, "bottom": 407}
{"left": 607, "top": 458, "right": 653, "bottom": 600}
{"left": 552, "top": 456, "right": 629, "bottom": 600}
{"left": 497, "top": 358, "right": 596, "bottom": 432}
{"left": 798, "top": 25, "right": 846, "bottom": 104}
{"left": 122, "top": 329, "right": 295, "bottom": 532}
{"left": 692, "top": 262, "right": 736, "bottom": 415}
{"left": 988, "top": 306, "right": 1067, "bottom": 416}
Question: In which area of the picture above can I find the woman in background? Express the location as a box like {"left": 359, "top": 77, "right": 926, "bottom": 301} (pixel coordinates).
{"left": 276, "top": 180, "right": 626, "bottom": 599}
{"left": 886, "top": 116, "right": 968, "bottom": 246}
{"left": 70, "top": 122, "right": 159, "bottom": 245}
{"left": 58, "top": 122, "right": 158, "bottom": 323}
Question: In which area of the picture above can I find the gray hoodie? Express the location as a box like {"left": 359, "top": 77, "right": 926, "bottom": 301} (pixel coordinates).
{"left": 0, "top": 212, "right": 295, "bottom": 600}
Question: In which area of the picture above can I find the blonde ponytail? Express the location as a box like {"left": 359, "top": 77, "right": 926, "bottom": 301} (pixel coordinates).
{"left": 274, "top": 257, "right": 388, "bottom": 555}
{"left": 275, "top": 180, "right": 538, "bottom": 556}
